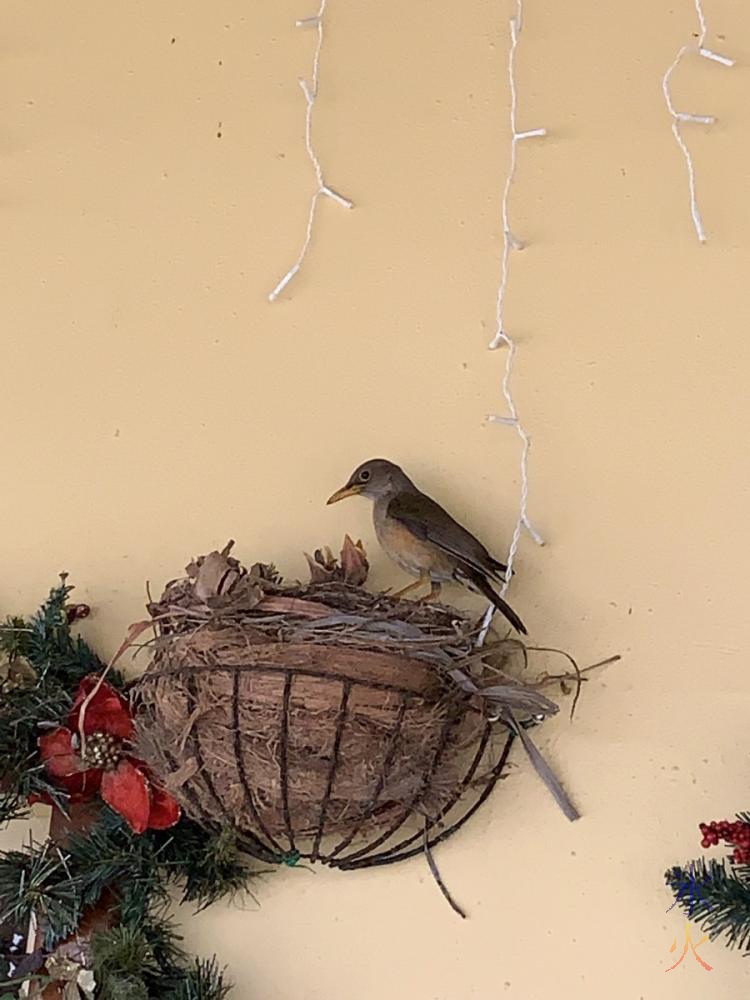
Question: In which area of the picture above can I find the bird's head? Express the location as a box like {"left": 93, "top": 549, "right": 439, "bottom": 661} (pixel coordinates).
{"left": 327, "top": 459, "right": 410, "bottom": 504}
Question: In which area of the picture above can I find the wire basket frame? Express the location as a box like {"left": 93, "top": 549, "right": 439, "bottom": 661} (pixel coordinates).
{"left": 136, "top": 658, "right": 516, "bottom": 871}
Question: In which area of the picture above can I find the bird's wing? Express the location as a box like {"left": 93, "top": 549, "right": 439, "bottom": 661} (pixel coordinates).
{"left": 456, "top": 563, "right": 526, "bottom": 634}
{"left": 386, "top": 491, "right": 507, "bottom": 582}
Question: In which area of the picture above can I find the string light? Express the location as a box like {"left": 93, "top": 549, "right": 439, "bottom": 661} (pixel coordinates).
{"left": 473, "top": 4, "right": 578, "bottom": 825}
{"left": 479, "top": 0, "right": 546, "bottom": 644}
{"left": 268, "top": 0, "right": 353, "bottom": 302}
{"left": 661, "top": 0, "right": 734, "bottom": 243}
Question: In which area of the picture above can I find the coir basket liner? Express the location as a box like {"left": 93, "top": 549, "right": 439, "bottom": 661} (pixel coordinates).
{"left": 134, "top": 540, "right": 561, "bottom": 870}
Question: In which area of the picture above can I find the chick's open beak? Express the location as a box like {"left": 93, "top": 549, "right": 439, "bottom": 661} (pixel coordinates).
{"left": 326, "top": 483, "right": 362, "bottom": 505}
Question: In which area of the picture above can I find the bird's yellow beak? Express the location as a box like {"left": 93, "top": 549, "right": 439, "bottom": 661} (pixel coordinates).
{"left": 326, "top": 483, "right": 362, "bottom": 505}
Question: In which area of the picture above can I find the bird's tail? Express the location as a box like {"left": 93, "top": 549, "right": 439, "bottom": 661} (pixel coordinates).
{"left": 486, "top": 555, "right": 509, "bottom": 583}
{"left": 460, "top": 567, "right": 527, "bottom": 635}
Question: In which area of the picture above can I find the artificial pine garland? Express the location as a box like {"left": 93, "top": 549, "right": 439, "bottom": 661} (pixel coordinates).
{"left": 0, "top": 578, "right": 260, "bottom": 998}
{"left": 0, "top": 583, "right": 101, "bottom": 822}
{"left": 666, "top": 816, "right": 750, "bottom": 956}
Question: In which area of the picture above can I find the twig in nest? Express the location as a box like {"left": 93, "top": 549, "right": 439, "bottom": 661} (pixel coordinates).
{"left": 523, "top": 647, "right": 584, "bottom": 721}
{"left": 77, "top": 619, "right": 154, "bottom": 758}
{"left": 529, "top": 652, "right": 621, "bottom": 721}
{"left": 423, "top": 820, "right": 466, "bottom": 919}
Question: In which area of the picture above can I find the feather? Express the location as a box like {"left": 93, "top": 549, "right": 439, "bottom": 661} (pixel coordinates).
{"left": 456, "top": 565, "right": 527, "bottom": 635}
{"left": 387, "top": 492, "right": 507, "bottom": 583}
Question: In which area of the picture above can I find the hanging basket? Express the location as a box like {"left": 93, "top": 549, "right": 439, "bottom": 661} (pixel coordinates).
{"left": 133, "top": 540, "right": 561, "bottom": 870}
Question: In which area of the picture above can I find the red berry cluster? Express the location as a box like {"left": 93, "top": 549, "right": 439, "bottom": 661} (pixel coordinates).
{"left": 700, "top": 819, "right": 750, "bottom": 864}
{"left": 66, "top": 603, "right": 91, "bottom": 624}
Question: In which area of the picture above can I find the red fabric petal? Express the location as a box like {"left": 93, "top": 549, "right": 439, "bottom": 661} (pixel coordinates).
{"left": 123, "top": 756, "right": 180, "bottom": 829}
{"left": 57, "top": 767, "right": 103, "bottom": 802}
{"left": 69, "top": 675, "right": 135, "bottom": 740}
{"left": 101, "top": 759, "right": 151, "bottom": 834}
{"left": 28, "top": 792, "right": 53, "bottom": 805}
{"left": 38, "top": 728, "right": 80, "bottom": 777}
{"left": 29, "top": 766, "right": 101, "bottom": 805}
{"left": 147, "top": 785, "right": 181, "bottom": 830}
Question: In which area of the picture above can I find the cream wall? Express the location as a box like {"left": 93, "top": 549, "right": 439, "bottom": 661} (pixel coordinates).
{"left": 2, "top": 1, "right": 750, "bottom": 997}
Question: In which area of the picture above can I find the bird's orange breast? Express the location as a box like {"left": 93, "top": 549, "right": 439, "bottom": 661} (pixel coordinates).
{"left": 374, "top": 512, "right": 454, "bottom": 580}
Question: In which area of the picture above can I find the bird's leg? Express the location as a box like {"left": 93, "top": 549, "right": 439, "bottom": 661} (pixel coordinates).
{"left": 391, "top": 574, "right": 430, "bottom": 600}
{"left": 418, "top": 581, "right": 442, "bottom": 604}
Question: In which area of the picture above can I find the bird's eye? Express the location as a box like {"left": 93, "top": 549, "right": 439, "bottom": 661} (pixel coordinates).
{"left": 359, "top": 469, "right": 371, "bottom": 482}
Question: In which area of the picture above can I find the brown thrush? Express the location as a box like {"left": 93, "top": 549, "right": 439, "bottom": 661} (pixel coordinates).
{"left": 327, "top": 459, "right": 526, "bottom": 634}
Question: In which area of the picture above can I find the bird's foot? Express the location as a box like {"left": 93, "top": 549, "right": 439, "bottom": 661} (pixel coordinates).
{"left": 391, "top": 575, "right": 430, "bottom": 601}
{"left": 417, "top": 582, "right": 442, "bottom": 605}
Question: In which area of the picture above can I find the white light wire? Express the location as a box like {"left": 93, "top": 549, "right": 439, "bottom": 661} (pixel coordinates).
{"left": 269, "top": 0, "right": 353, "bottom": 302}
{"left": 661, "top": 0, "right": 734, "bottom": 242}
{"left": 479, "top": 0, "right": 546, "bottom": 645}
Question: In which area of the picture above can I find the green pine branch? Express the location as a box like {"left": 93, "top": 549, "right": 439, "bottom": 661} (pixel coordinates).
{"left": 64, "top": 810, "right": 257, "bottom": 915}
{"left": 25, "top": 577, "right": 105, "bottom": 685}
{"left": 91, "top": 925, "right": 230, "bottom": 1000}
{"left": 92, "top": 917, "right": 185, "bottom": 999}
{"left": 0, "top": 583, "right": 242, "bottom": 997}
{"left": 666, "top": 856, "right": 750, "bottom": 955}
{"left": 0, "top": 680, "right": 73, "bottom": 810}
{"left": 0, "top": 577, "right": 113, "bottom": 815}
{"left": 0, "top": 823, "right": 237, "bottom": 996}
{"left": 0, "top": 808, "right": 257, "bottom": 949}
{"left": 63, "top": 811, "right": 169, "bottom": 914}
{"left": 0, "top": 841, "right": 81, "bottom": 949}
{"left": 0, "top": 789, "right": 28, "bottom": 826}
{"left": 153, "top": 819, "right": 257, "bottom": 910}
{"left": 0, "top": 616, "right": 31, "bottom": 662}
{"left": 166, "top": 958, "right": 232, "bottom": 1000}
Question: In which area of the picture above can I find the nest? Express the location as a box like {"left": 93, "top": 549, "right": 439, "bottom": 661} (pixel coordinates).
{"left": 134, "top": 539, "right": 564, "bottom": 870}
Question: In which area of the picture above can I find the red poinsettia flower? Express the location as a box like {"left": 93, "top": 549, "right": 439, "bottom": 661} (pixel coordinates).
{"left": 37, "top": 674, "right": 180, "bottom": 834}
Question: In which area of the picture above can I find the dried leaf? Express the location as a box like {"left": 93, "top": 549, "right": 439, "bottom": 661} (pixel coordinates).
{"left": 256, "top": 595, "right": 333, "bottom": 619}
{"left": 477, "top": 683, "right": 559, "bottom": 717}
{"left": 184, "top": 543, "right": 270, "bottom": 611}
{"left": 507, "top": 714, "right": 580, "bottom": 822}
{"left": 206, "top": 575, "right": 264, "bottom": 612}
{"left": 163, "top": 756, "right": 199, "bottom": 792}
{"left": 44, "top": 942, "right": 96, "bottom": 998}
{"left": 193, "top": 546, "right": 245, "bottom": 601}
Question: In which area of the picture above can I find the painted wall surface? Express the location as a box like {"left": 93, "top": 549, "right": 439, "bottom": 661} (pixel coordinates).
{"left": 2, "top": 2, "right": 749, "bottom": 997}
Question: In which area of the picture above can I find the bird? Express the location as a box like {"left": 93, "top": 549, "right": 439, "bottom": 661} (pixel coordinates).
{"left": 326, "top": 458, "right": 526, "bottom": 634}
